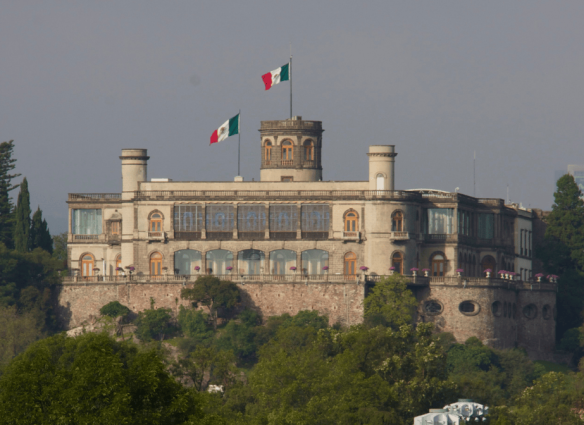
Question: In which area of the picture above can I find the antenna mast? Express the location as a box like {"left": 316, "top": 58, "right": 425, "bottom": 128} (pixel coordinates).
{"left": 473, "top": 151, "right": 476, "bottom": 197}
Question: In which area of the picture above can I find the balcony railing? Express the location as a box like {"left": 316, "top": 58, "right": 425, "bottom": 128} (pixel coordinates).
{"left": 342, "top": 231, "right": 360, "bottom": 241}
{"left": 73, "top": 234, "right": 100, "bottom": 241}
{"left": 147, "top": 232, "right": 165, "bottom": 241}
{"left": 391, "top": 231, "right": 410, "bottom": 240}
{"left": 281, "top": 160, "right": 294, "bottom": 166}
{"left": 68, "top": 193, "right": 121, "bottom": 202}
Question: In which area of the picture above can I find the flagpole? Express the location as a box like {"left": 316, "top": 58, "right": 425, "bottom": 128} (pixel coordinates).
{"left": 238, "top": 109, "right": 241, "bottom": 176}
{"left": 290, "top": 55, "right": 293, "bottom": 119}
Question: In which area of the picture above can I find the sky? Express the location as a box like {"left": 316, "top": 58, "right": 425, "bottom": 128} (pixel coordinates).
{"left": 1, "top": 1, "right": 583, "bottom": 234}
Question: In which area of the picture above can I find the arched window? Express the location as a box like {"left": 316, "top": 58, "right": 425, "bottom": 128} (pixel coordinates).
{"left": 150, "top": 252, "right": 162, "bottom": 276}
{"left": 344, "top": 252, "right": 357, "bottom": 278}
{"left": 391, "top": 211, "right": 403, "bottom": 232}
{"left": 149, "top": 212, "right": 163, "bottom": 233}
{"left": 238, "top": 249, "right": 265, "bottom": 275}
{"left": 303, "top": 140, "right": 314, "bottom": 161}
{"left": 264, "top": 141, "right": 272, "bottom": 164}
{"left": 270, "top": 249, "right": 296, "bottom": 275}
{"left": 431, "top": 254, "right": 446, "bottom": 277}
{"left": 282, "top": 140, "right": 293, "bottom": 162}
{"left": 344, "top": 211, "right": 358, "bottom": 232}
{"left": 392, "top": 252, "right": 403, "bottom": 274}
{"left": 376, "top": 173, "right": 385, "bottom": 190}
{"left": 206, "top": 249, "right": 233, "bottom": 275}
{"left": 301, "top": 249, "right": 329, "bottom": 275}
{"left": 174, "top": 249, "right": 202, "bottom": 275}
{"left": 481, "top": 255, "right": 496, "bottom": 273}
{"left": 115, "top": 254, "right": 122, "bottom": 276}
{"left": 81, "top": 254, "right": 94, "bottom": 277}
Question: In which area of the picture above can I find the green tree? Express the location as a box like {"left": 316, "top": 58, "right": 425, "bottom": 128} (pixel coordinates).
{"left": 0, "top": 141, "right": 20, "bottom": 249}
{"left": 181, "top": 276, "right": 240, "bottom": 330}
{"left": 171, "top": 346, "right": 238, "bottom": 392}
{"left": 99, "top": 300, "right": 131, "bottom": 318}
{"left": 30, "top": 206, "right": 52, "bottom": 253}
{"left": 0, "top": 306, "right": 43, "bottom": 373}
{"left": 178, "top": 306, "right": 214, "bottom": 344}
{"left": 0, "top": 332, "right": 209, "bottom": 424}
{"left": 364, "top": 274, "right": 418, "bottom": 329}
{"left": 13, "top": 177, "right": 30, "bottom": 253}
{"left": 52, "top": 231, "right": 67, "bottom": 265}
{"left": 135, "top": 308, "right": 174, "bottom": 341}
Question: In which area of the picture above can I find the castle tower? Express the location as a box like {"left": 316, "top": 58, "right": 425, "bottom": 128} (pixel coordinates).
{"left": 120, "top": 149, "right": 149, "bottom": 194}
{"left": 368, "top": 145, "right": 397, "bottom": 190}
{"left": 259, "top": 116, "right": 323, "bottom": 182}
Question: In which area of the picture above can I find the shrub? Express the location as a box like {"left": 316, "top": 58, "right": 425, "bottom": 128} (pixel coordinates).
{"left": 99, "top": 301, "right": 131, "bottom": 318}
{"left": 135, "top": 308, "right": 174, "bottom": 341}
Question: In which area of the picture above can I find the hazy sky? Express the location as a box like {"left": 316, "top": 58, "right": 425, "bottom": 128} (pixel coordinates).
{"left": 1, "top": 1, "right": 583, "bottom": 234}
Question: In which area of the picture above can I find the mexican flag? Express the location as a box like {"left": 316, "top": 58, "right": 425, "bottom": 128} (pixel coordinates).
{"left": 262, "top": 63, "right": 290, "bottom": 90}
{"left": 210, "top": 113, "right": 239, "bottom": 145}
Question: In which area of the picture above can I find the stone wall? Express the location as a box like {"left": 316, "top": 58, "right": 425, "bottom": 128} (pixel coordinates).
{"left": 56, "top": 281, "right": 365, "bottom": 329}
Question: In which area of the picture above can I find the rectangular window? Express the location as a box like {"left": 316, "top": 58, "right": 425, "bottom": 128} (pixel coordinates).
{"left": 427, "top": 209, "right": 453, "bottom": 234}
{"left": 174, "top": 205, "right": 203, "bottom": 232}
{"left": 206, "top": 205, "right": 234, "bottom": 232}
{"left": 111, "top": 222, "right": 120, "bottom": 235}
{"left": 72, "top": 209, "right": 102, "bottom": 234}
{"left": 238, "top": 205, "right": 266, "bottom": 231}
{"left": 478, "top": 213, "right": 494, "bottom": 239}
{"left": 301, "top": 204, "right": 330, "bottom": 232}
{"left": 270, "top": 205, "right": 298, "bottom": 232}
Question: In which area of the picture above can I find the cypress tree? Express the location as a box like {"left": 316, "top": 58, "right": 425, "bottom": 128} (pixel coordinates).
{"left": 30, "top": 206, "right": 53, "bottom": 253}
{"left": 0, "top": 140, "right": 21, "bottom": 248}
{"left": 544, "top": 174, "right": 584, "bottom": 270}
{"left": 13, "top": 177, "right": 31, "bottom": 253}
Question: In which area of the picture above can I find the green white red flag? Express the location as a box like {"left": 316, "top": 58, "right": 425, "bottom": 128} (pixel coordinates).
{"left": 210, "top": 114, "right": 240, "bottom": 145}
{"left": 262, "top": 63, "right": 290, "bottom": 90}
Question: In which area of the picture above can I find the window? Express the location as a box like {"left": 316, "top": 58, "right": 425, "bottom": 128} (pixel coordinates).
{"left": 206, "top": 249, "right": 233, "bottom": 274}
{"left": 304, "top": 141, "right": 314, "bottom": 161}
{"left": 344, "top": 211, "right": 358, "bottom": 232}
{"left": 301, "top": 204, "right": 330, "bottom": 232}
{"left": 111, "top": 221, "right": 120, "bottom": 235}
{"left": 282, "top": 140, "right": 293, "bottom": 162}
{"left": 149, "top": 213, "right": 162, "bottom": 232}
{"left": 492, "top": 301, "right": 502, "bottom": 317}
{"left": 238, "top": 249, "right": 265, "bottom": 275}
{"left": 81, "top": 254, "right": 94, "bottom": 277}
{"left": 269, "top": 205, "right": 297, "bottom": 232}
{"left": 426, "top": 209, "right": 454, "bottom": 234}
{"left": 281, "top": 176, "right": 293, "bottom": 182}
{"left": 344, "top": 252, "right": 357, "bottom": 277}
{"left": 72, "top": 209, "right": 102, "bottom": 234}
{"left": 270, "top": 249, "right": 296, "bottom": 275}
{"left": 174, "top": 205, "right": 203, "bottom": 232}
{"left": 458, "top": 210, "right": 471, "bottom": 236}
{"left": 376, "top": 173, "right": 384, "bottom": 190}
{"left": 542, "top": 305, "right": 552, "bottom": 320}
{"left": 392, "top": 252, "right": 403, "bottom": 274}
{"left": 520, "top": 229, "right": 524, "bottom": 255}
{"left": 174, "top": 249, "right": 202, "bottom": 275}
{"left": 206, "top": 205, "right": 234, "bottom": 232}
{"left": 301, "top": 249, "right": 329, "bottom": 275}
{"left": 391, "top": 211, "right": 403, "bottom": 231}
{"left": 238, "top": 205, "right": 266, "bottom": 232}
{"left": 459, "top": 301, "right": 480, "bottom": 316}
{"left": 264, "top": 141, "right": 272, "bottom": 163}
{"left": 424, "top": 300, "right": 443, "bottom": 315}
{"left": 115, "top": 255, "right": 122, "bottom": 275}
{"left": 523, "top": 304, "right": 537, "bottom": 320}
{"left": 150, "top": 252, "right": 162, "bottom": 276}
{"left": 431, "top": 254, "right": 446, "bottom": 276}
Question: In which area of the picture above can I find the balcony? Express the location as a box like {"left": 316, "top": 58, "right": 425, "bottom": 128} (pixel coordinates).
{"left": 342, "top": 231, "right": 360, "bottom": 241}
{"left": 147, "top": 231, "right": 165, "bottom": 241}
{"left": 68, "top": 193, "right": 121, "bottom": 202}
{"left": 73, "top": 234, "right": 101, "bottom": 242}
{"left": 391, "top": 231, "right": 410, "bottom": 240}
{"left": 106, "top": 234, "right": 121, "bottom": 245}
{"left": 281, "top": 160, "right": 294, "bottom": 166}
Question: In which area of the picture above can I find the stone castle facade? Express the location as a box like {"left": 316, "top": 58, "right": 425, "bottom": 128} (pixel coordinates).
{"left": 60, "top": 117, "right": 556, "bottom": 357}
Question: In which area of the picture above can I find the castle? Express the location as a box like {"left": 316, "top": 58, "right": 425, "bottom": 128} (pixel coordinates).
{"left": 59, "top": 117, "right": 556, "bottom": 357}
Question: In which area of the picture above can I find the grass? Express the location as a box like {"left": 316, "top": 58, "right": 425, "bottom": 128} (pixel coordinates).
{"left": 534, "top": 360, "right": 572, "bottom": 374}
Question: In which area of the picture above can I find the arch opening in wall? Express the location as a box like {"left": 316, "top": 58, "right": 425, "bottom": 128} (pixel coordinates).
{"left": 303, "top": 140, "right": 314, "bottom": 161}
{"left": 492, "top": 301, "right": 502, "bottom": 317}
{"left": 344, "top": 210, "right": 359, "bottom": 233}
{"left": 376, "top": 173, "right": 385, "bottom": 190}
{"left": 523, "top": 304, "right": 538, "bottom": 320}
{"left": 81, "top": 253, "right": 95, "bottom": 277}
{"left": 301, "top": 249, "right": 329, "bottom": 275}
{"left": 391, "top": 210, "right": 403, "bottom": 232}
{"left": 431, "top": 253, "right": 446, "bottom": 277}
{"left": 344, "top": 252, "right": 357, "bottom": 278}
{"left": 542, "top": 304, "right": 552, "bottom": 320}
{"left": 150, "top": 252, "right": 162, "bottom": 276}
{"left": 174, "top": 249, "right": 202, "bottom": 275}
{"left": 264, "top": 140, "right": 272, "bottom": 164}
{"left": 270, "top": 249, "right": 296, "bottom": 275}
{"left": 424, "top": 300, "right": 443, "bottom": 315}
{"left": 238, "top": 249, "right": 265, "bottom": 275}
{"left": 206, "top": 249, "right": 233, "bottom": 275}
{"left": 281, "top": 140, "right": 293, "bottom": 164}
{"left": 391, "top": 252, "right": 403, "bottom": 274}
{"left": 481, "top": 255, "right": 496, "bottom": 274}
{"left": 115, "top": 254, "right": 122, "bottom": 276}
{"left": 459, "top": 300, "right": 480, "bottom": 316}
{"left": 149, "top": 211, "right": 163, "bottom": 234}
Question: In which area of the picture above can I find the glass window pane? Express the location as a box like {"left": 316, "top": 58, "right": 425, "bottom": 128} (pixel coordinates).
{"left": 238, "top": 205, "right": 266, "bottom": 232}
{"left": 174, "top": 250, "right": 202, "bottom": 275}
{"left": 206, "top": 205, "right": 234, "bottom": 232}
{"left": 301, "top": 205, "right": 330, "bottom": 232}
{"left": 174, "top": 205, "right": 203, "bottom": 232}
{"left": 269, "top": 249, "right": 296, "bottom": 275}
{"left": 427, "top": 209, "right": 453, "bottom": 234}
{"left": 206, "top": 249, "right": 233, "bottom": 274}
{"left": 269, "top": 205, "right": 298, "bottom": 232}
{"left": 301, "top": 249, "right": 329, "bottom": 274}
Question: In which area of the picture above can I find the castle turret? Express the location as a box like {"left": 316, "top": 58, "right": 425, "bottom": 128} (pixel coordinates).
{"left": 368, "top": 145, "right": 397, "bottom": 190}
{"left": 120, "top": 149, "right": 149, "bottom": 194}
{"left": 259, "top": 117, "right": 323, "bottom": 182}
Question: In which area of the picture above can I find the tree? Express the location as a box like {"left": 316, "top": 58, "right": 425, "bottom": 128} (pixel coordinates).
{"left": 171, "top": 346, "right": 238, "bottom": 392}
{"left": 0, "top": 141, "right": 20, "bottom": 249}
{"left": 99, "top": 301, "right": 131, "bottom": 318}
{"left": 13, "top": 177, "right": 30, "bottom": 253}
{"left": 30, "top": 207, "right": 52, "bottom": 253}
{"left": 135, "top": 308, "right": 174, "bottom": 341}
{"left": 364, "top": 274, "right": 418, "bottom": 329}
{"left": 0, "top": 332, "right": 208, "bottom": 424}
{"left": 52, "top": 231, "right": 67, "bottom": 266}
{"left": 0, "top": 306, "right": 43, "bottom": 373}
{"left": 181, "top": 276, "right": 241, "bottom": 330}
